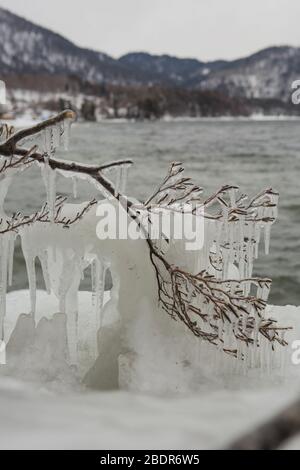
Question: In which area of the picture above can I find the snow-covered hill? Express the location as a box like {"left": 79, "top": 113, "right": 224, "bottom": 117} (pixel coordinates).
{"left": 190, "top": 46, "right": 300, "bottom": 101}
{"left": 0, "top": 7, "right": 146, "bottom": 86}
{"left": 119, "top": 52, "right": 227, "bottom": 86}
{"left": 0, "top": 7, "right": 300, "bottom": 102}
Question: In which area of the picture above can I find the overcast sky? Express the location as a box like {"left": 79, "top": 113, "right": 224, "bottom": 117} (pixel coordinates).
{"left": 0, "top": 0, "right": 299, "bottom": 61}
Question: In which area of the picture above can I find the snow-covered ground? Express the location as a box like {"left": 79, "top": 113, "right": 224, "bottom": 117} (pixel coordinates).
{"left": 0, "top": 374, "right": 297, "bottom": 450}
{"left": 0, "top": 290, "right": 299, "bottom": 449}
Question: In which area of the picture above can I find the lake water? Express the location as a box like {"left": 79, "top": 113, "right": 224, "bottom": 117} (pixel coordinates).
{"left": 5, "top": 119, "right": 300, "bottom": 306}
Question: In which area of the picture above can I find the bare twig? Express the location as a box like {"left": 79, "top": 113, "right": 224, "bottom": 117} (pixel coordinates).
{"left": 141, "top": 162, "right": 286, "bottom": 356}
{"left": 0, "top": 197, "right": 97, "bottom": 234}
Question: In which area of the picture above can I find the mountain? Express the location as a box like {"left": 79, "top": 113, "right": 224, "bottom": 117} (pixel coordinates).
{"left": 0, "top": 6, "right": 299, "bottom": 108}
{"left": 121, "top": 47, "right": 300, "bottom": 102}
{"left": 0, "top": 7, "right": 147, "bottom": 86}
{"left": 119, "top": 52, "right": 227, "bottom": 86}
{"left": 189, "top": 46, "right": 300, "bottom": 101}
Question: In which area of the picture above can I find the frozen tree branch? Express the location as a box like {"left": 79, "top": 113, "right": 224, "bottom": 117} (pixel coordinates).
{"left": 144, "top": 161, "right": 203, "bottom": 208}
{"left": 0, "top": 110, "right": 133, "bottom": 199}
{"left": 0, "top": 110, "right": 75, "bottom": 153}
{"left": 0, "top": 110, "right": 289, "bottom": 360}
{"left": 137, "top": 162, "right": 287, "bottom": 357}
{"left": 0, "top": 196, "right": 97, "bottom": 234}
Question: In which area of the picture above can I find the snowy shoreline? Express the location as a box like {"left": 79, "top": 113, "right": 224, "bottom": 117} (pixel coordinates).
{"left": 4, "top": 114, "right": 300, "bottom": 129}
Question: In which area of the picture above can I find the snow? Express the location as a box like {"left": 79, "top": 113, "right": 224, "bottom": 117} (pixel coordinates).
{"left": 3, "top": 289, "right": 111, "bottom": 342}
{"left": 0, "top": 375, "right": 297, "bottom": 450}
{"left": 0, "top": 290, "right": 299, "bottom": 450}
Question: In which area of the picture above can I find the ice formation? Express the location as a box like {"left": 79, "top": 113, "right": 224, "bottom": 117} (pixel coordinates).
{"left": 0, "top": 113, "right": 288, "bottom": 390}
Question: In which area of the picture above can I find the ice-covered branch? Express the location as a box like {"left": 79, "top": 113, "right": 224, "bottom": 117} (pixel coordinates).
{"left": 0, "top": 110, "right": 75, "bottom": 155}
{"left": 144, "top": 162, "right": 203, "bottom": 208}
{"left": 0, "top": 196, "right": 97, "bottom": 235}
{"left": 146, "top": 239, "right": 289, "bottom": 358}
{"left": 0, "top": 110, "right": 133, "bottom": 197}
{"left": 0, "top": 112, "right": 289, "bottom": 364}
{"left": 141, "top": 163, "right": 287, "bottom": 359}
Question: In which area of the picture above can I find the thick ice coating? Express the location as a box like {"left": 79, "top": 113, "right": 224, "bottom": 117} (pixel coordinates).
{"left": 0, "top": 114, "right": 285, "bottom": 388}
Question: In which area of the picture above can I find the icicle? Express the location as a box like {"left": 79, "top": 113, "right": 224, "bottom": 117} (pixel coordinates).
{"left": 215, "top": 220, "right": 223, "bottom": 257}
{"left": 239, "top": 216, "right": 245, "bottom": 257}
{"left": 223, "top": 207, "right": 229, "bottom": 242}
{"left": 49, "top": 170, "right": 56, "bottom": 222}
{"left": 272, "top": 194, "right": 279, "bottom": 219}
{"left": 256, "top": 284, "right": 262, "bottom": 300}
{"left": 238, "top": 254, "right": 245, "bottom": 283}
{"left": 80, "top": 258, "right": 86, "bottom": 281}
{"left": 24, "top": 252, "right": 37, "bottom": 319}
{"left": 58, "top": 122, "right": 64, "bottom": 147}
{"left": 72, "top": 176, "right": 78, "bottom": 199}
{"left": 44, "top": 127, "right": 51, "bottom": 155}
{"left": 41, "top": 158, "right": 56, "bottom": 222}
{"left": 229, "top": 188, "right": 236, "bottom": 207}
{"left": 245, "top": 223, "right": 254, "bottom": 279}
{"left": 96, "top": 261, "right": 108, "bottom": 330}
{"left": 0, "top": 175, "right": 13, "bottom": 215}
{"left": 39, "top": 250, "right": 51, "bottom": 295}
{"left": 58, "top": 251, "right": 76, "bottom": 314}
{"left": 236, "top": 339, "right": 242, "bottom": 361}
{"left": 43, "top": 125, "right": 60, "bottom": 157}
{"left": 222, "top": 249, "right": 230, "bottom": 281}
{"left": 264, "top": 223, "right": 271, "bottom": 255}
{"left": 52, "top": 123, "right": 60, "bottom": 150}
{"left": 248, "top": 244, "right": 254, "bottom": 279}
{"left": 119, "top": 165, "right": 129, "bottom": 194}
{"left": 280, "top": 330, "right": 287, "bottom": 375}
{"left": 254, "top": 223, "right": 261, "bottom": 259}
{"left": 217, "top": 320, "right": 223, "bottom": 350}
{"left": 261, "top": 283, "right": 270, "bottom": 302}
{"left": 249, "top": 311, "right": 260, "bottom": 367}
{"left": 48, "top": 250, "right": 81, "bottom": 365}
{"left": 228, "top": 222, "right": 234, "bottom": 263}
{"left": 7, "top": 232, "right": 16, "bottom": 287}
{"left": 89, "top": 257, "right": 108, "bottom": 359}
{"left": 114, "top": 167, "right": 122, "bottom": 196}
{"left": 91, "top": 259, "right": 96, "bottom": 307}
{"left": 0, "top": 235, "right": 9, "bottom": 339}
{"left": 263, "top": 339, "right": 273, "bottom": 375}
{"left": 63, "top": 119, "right": 71, "bottom": 151}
